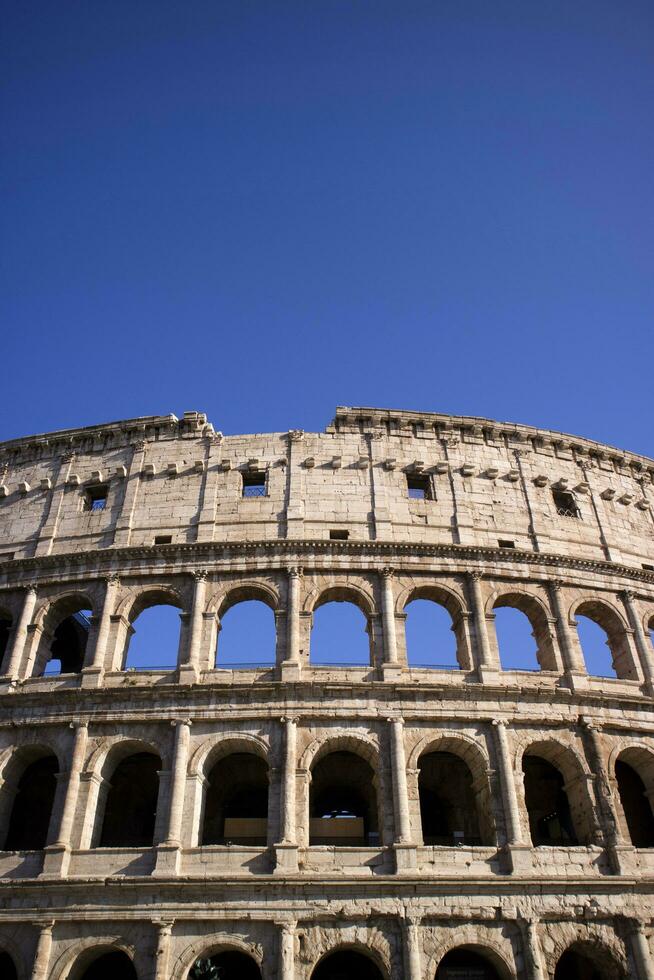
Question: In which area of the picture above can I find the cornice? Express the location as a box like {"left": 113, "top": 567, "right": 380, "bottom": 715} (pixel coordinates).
{"left": 1, "top": 539, "right": 653, "bottom": 591}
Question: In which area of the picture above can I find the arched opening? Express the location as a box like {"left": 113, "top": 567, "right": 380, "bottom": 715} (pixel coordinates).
{"left": 310, "top": 595, "right": 371, "bottom": 667}
{"left": 310, "top": 751, "right": 378, "bottom": 846}
{"left": 522, "top": 755, "right": 578, "bottom": 846}
{"left": 418, "top": 751, "right": 483, "bottom": 845}
{"left": 98, "top": 752, "right": 160, "bottom": 847}
{"left": 201, "top": 753, "right": 269, "bottom": 845}
{"left": 0, "top": 613, "right": 12, "bottom": 670}
{"left": 615, "top": 759, "right": 654, "bottom": 847}
{"left": 78, "top": 950, "right": 138, "bottom": 980}
{"left": 312, "top": 949, "right": 385, "bottom": 980}
{"left": 0, "top": 951, "right": 17, "bottom": 980}
{"left": 405, "top": 599, "right": 460, "bottom": 669}
{"left": 494, "top": 607, "right": 539, "bottom": 671}
{"left": 189, "top": 951, "right": 262, "bottom": 980}
{"left": 554, "top": 946, "right": 621, "bottom": 980}
{"left": 215, "top": 600, "right": 276, "bottom": 668}
{"left": 34, "top": 597, "right": 93, "bottom": 676}
{"left": 3, "top": 754, "right": 58, "bottom": 850}
{"left": 124, "top": 600, "right": 182, "bottom": 671}
{"left": 436, "top": 948, "right": 503, "bottom": 979}
{"left": 574, "top": 601, "right": 635, "bottom": 680}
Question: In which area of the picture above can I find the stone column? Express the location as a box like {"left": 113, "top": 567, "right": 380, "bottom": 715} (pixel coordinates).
{"left": 42, "top": 722, "right": 89, "bottom": 876}
{"left": 196, "top": 432, "right": 223, "bottom": 542}
{"left": 467, "top": 572, "right": 498, "bottom": 681}
{"left": 2, "top": 585, "right": 37, "bottom": 681}
{"left": 580, "top": 718, "right": 630, "bottom": 874}
{"left": 180, "top": 571, "right": 208, "bottom": 682}
{"left": 381, "top": 568, "right": 402, "bottom": 680}
{"left": 621, "top": 590, "right": 654, "bottom": 696}
{"left": 492, "top": 721, "right": 531, "bottom": 871}
{"left": 403, "top": 916, "right": 423, "bottom": 980}
{"left": 34, "top": 453, "right": 75, "bottom": 556}
{"left": 630, "top": 920, "right": 654, "bottom": 980}
{"left": 389, "top": 718, "right": 416, "bottom": 870}
{"left": 278, "top": 919, "right": 296, "bottom": 980}
{"left": 154, "top": 920, "right": 174, "bottom": 980}
{"left": 548, "top": 580, "right": 586, "bottom": 684}
{"left": 520, "top": 918, "right": 546, "bottom": 980}
{"left": 155, "top": 720, "right": 191, "bottom": 875}
{"left": 275, "top": 717, "right": 299, "bottom": 873}
{"left": 31, "top": 921, "right": 55, "bottom": 980}
{"left": 282, "top": 568, "right": 302, "bottom": 680}
{"left": 82, "top": 575, "right": 119, "bottom": 687}
{"left": 112, "top": 439, "right": 147, "bottom": 547}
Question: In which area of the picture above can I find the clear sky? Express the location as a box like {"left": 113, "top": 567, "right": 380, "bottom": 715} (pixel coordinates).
{"left": 3, "top": 0, "right": 653, "bottom": 456}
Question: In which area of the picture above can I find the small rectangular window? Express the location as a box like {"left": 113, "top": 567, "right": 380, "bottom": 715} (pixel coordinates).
{"left": 643, "top": 563, "right": 654, "bottom": 572}
{"left": 552, "top": 489, "right": 581, "bottom": 519}
{"left": 154, "top": 535, "right": 172, "bottom": 545}
{"left": 329, "top": 529, "right": 349, "bottom": 540}
{"left": 407, "top": 475, "right": 432, "bottom": 500}
{"left": 498, "top": 539, "right": 515, "bottom": 549}
{"left": 242, "top": 472, "right": 267, "bottom": 497}
{"left": 84, "top": 485, "right": 108, "bottom": 512}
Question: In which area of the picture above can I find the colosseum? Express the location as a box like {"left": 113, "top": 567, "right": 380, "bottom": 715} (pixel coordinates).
{"left": 0, "top": 405, "right": 653, "bottom": 980}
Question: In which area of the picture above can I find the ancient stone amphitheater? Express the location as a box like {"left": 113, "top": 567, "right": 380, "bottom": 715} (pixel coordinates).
{"left": 0, "top": 406, "right": 653, "bottom": 980}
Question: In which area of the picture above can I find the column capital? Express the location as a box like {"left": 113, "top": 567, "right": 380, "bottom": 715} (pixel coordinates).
{"left": 468, "top": 570, "right": 484, "bottom": 582}
{"left": 288, "top": 566, "right": 303, "bottom": 579}
{"left": 619, "top": 588, "right": 637, "bottom": 602}
{"left": 24, "top": 583, "right": 38, "bottom": 596}
{"left": 70, "top": 720, "right": 89, "bottom": 732}
{"left": 34, "top": 919, "right": 55, "bottom": 931}
{"left": 103, "top": 573, "right": 120, "bottom": 587}
{"left": 387, "top": 715, "right": 405, "bottom": 726}
{"left": 193, "top": 569, "right": 209, "bottom": 583}
{"left": 171, "top": 718, "right": 192, "bottom": 729}
{"left": 492, "top": 718, "right": 507, "bottom": 729}
{"left": 381, "top": 566, "right": 395, "bottom": 580}
{"left": 153, "top": 919, "right": 175, "bottom": 933}
{"left": 549, "top": 578, "right": 565, "bottom": 592}
{"left": 281, "top": 715, "right": 298, "bottom": 726}
{"left": 277, "top": 919, "right": 297, "bottom": 934}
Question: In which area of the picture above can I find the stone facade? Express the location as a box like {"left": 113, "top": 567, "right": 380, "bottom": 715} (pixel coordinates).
{"left": 0, "top": 406, "right": 652, "bottom": 978}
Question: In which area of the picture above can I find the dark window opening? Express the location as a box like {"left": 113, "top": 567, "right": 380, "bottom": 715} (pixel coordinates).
{"left": 0, "top": 953, "right": 17, "bottom": 980}
{"left": 84, "top": 485, "right": 109, "bottom": 512}
{"left": 553, "top": 489, "right": 581, "bottom": 519}
{"left": 42, "top": 609, "right": 91, "bottom": 676}
{"left": 329, "top": 529, "right": 349, "bottom": 540}
{"left": 554, "top": 949, "right": 607, "bottom": 980}
{"left": 242, "top": 472, "right": 266, "bottom": 497}
{"left": 436, "top": 949, "right": 502, "bottom": 980}
{"left": 189, "top": 952, "right": 262, "bottom": 980}
{"left": 0, "top": 617, "right": 12, "bottom": 668}
{"left": 498, "top": 539, "right": 515, "bottom": 549}
{"left": 312, "top": 951, "right": 384, "bottom": 980}
{"left": 523, "top": 756, "right": 578, "bottom": 846}
{"left": 419, "top": 752, "right": 483, "bottom": 846}
{"left": 615, "top": 760, "right": 654, "bottom": 848}
{"left": 202, "top": 753, "right": 269, "bottom": 845}
{"left": 407, "top": 474, "right": 432, "bottom": 500}
{"left": 643, "top": 564, "right": 654, "bottom": 572}
{"left": 99, "top": 752, "right": 160, "bottom": 847}
{"left": 310, "top": 751, "right": 378, "bottom": 846}
{"left": 4, "top": 755, "right": 58, "bottom": 850}
{"left": 153, "top": 535, "right": 172, "bottom": 545}
{"left": 79, "top": 952, "right": 138, "bottom": 980}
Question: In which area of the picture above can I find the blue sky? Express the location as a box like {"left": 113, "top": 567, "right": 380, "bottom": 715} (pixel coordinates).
{"left": 2, "top": 0, "right": 653, "bottom": 456}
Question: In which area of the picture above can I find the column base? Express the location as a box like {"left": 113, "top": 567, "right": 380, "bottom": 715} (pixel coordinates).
{"left": 153, "top": 843, "right": 182, "bottom": 876}
{"left": 274, "top": 843, "right": 299, "bottom": 874}
{"left": 609, "top": 843, "right": 637, "bottom": 875}
{"left": 477, "top": 665, "right": 500, "bottom": 685}
{"left": 178, "top": 664, "right": 199, "bottom": 686}
{"left": 381, "top": 664, "right": 404, "bottom": 682}
{"left": 279, "top": 661, "right": 301, "bottom": 682}
{"left": 394, "top": 842, "right": 417, "bottom": 873}
{"left": 504, "top": 843, "right": 533, "bottom": 873}
{"left": 80, "top": 667, "right": 104, "bottom": 689}
{"left": 565, "top": 670, "right": 589, "bottom": 693}
{"left": 41, "top": 844, "right": 70, "bottom": 878}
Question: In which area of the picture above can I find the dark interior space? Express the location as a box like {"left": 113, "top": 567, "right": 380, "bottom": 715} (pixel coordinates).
{"left": 522, "top": 755, "right": 578, "bottom": 846}
{"left": 311, "top": 950, "right": 384, "bottom": 980}
{"left": 202, "top": 753, "right": 269, "bottom": 845}
{"left": 99, "top": 752, "right": 160, "bottom": 847}
{"left": 310, "top": 751, "right": 378, "bottom": 846}
{"left": 615, "top": 759, "right": 654, "bottom": 847}
{"left": 3, "top": 754, "right": 58, "bottom": 850}
{"left": 419, "top": 751, "right": 483, "bottom": 845}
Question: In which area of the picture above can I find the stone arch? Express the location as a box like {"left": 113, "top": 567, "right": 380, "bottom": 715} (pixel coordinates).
{"left": 86, "top": 735, "right": 167, "bottom": 778}
{"left": 427, "top": 925, "right": 516, "bottom": 980}
{"left": 643, "top": 607, "right": 654, "bottom": 635}
{"left": 0, "top": 936, "right": 25, "bottom": 980}
{"left": 569, "top": 596, "right": 637, "bottom": 680}
{"left": 207, "top": 579, "right": 280, "bottom": 617}
{"left": 117, "top": 586, "right": 186, "bottom": 623}
{"left": 609, "top": 742, "right": 654, "bottom": 847}
{"left": 400, "top": 583, "right": 471, "bottom": 670}
{"left": 304, "top": 924, "right": 393, "bottom": 980}
{"left": 32, "top": 592, "right": 95, "bottom": 676}
{"left": 486, "top": 587, "right": 558, "bottom": 671}
{"left": 300, "top": 731, "right": 380, "bottom": 771}
{"left": 310, "top": 944, "right": 390, "bottom": 980}
{"left": 0, "top": 742, "right": 60, "bottom": 850}
{"left": 545, "top": 924, "right": 628, "bottom": 980}
{"left": 189, "top": 732, "right": 270, "bottom": 777}
{"left": 519, "top": 737, "right": 596, "bottom": 846}
{"left": 172, "top": 933, "right": 263, "bottom": 980}
{"left": 412, "top": 733, "right": 496, "bottom": 846}
{"left": 50, "top": 939, "right": 136, "bottom": 980}
{"left": 304, "top": 581, "right": 375, "bottom": 619}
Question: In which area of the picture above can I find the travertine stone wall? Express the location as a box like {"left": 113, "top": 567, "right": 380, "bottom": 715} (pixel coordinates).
{"left": 0, "top": 407, "right": 652, "bottom": 979}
